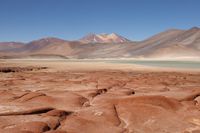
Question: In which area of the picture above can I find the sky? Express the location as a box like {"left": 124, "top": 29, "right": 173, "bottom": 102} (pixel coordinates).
{"left": 0, "top": 0, "right": 200, "bottom": 42}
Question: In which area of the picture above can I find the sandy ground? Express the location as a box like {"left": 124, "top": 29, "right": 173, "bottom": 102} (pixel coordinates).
{"left": 1, "top": 59, "right": 200, "bottom": 72}
{"left": 0, "top": 60, "right": 200, "bottom": 133}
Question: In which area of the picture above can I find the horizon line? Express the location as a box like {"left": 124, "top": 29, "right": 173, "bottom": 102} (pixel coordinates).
{"left": 0, "top": 26, "right": 199, "bottom": 43}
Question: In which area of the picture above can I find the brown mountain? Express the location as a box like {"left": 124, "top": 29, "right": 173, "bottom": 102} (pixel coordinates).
{"left": 0, "top": 37, "right": 82, "bottom": 58}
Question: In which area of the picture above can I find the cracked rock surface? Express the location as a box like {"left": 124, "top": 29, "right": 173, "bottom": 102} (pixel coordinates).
{"left": 0, "top": 61, "right": 200, "bottom": 133}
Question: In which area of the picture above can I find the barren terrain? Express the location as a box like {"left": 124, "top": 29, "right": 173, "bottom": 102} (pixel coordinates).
{"left": 0, "top": 60, "right": 200, "bottom": 133}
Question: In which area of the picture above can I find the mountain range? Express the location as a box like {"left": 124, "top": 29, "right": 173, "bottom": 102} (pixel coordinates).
{"left": 79, "top": 33, "right": 130, "bottom": 43}
{"left": 0, "top": 27, "right": 200, "bottom": 59}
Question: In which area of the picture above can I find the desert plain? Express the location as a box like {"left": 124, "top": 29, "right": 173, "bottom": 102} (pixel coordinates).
{"left": 0, "top": 59, "right": 200, "bottom": 133}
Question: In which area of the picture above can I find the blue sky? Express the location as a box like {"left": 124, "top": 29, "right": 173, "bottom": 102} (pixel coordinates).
{"left": 0, "top": 0, "right": 200, "bottom": 42}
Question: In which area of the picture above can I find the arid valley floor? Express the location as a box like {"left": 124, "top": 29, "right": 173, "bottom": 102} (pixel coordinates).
{"left": 0, "top": 60, "right": 200, "bottom": 133}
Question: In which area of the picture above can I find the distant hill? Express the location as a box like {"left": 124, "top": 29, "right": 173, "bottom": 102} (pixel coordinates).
{"left": 126, "top": 27, "right": 200, "bottom": 58}
{"left": 0, "top": 27, "right": 199, "bottom": 59}
{"left": 0, "top": 42, "right": 24, "bottom": 51}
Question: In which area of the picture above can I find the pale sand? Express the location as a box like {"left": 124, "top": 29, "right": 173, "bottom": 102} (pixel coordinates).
{"left": 1, "top": 59, "right": 200, "bottom": 72}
